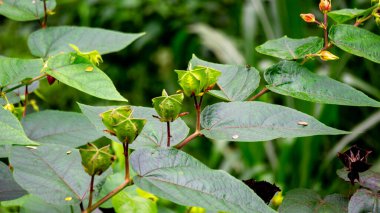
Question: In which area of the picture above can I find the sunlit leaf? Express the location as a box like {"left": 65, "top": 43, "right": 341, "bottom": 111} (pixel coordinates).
{"left": 328, "top": 6, "right": 376, "bottom": 23}
{"left": 28, "top": 26, "right": 144, "bottom": 58}
{"left": 0, "top": 57, "right": 43, "bottom": 87}
{"left": 201, "top": 102, "right": 347, "bottom": 142}
{"left": 44, "top": 53, "right": 127, "bottom": 102}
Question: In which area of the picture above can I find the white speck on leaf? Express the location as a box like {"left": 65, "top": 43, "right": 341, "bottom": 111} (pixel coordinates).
{"left": 66, "top": 150, "right": 72, "bottom": 155}
{"left": 297, "top": 121, "right": 308, "bottom": 126}
{"left": 232, "top": 135, "right": 239, "bottom": 139}
{"left": 26, "top": 146, "right": 37, "bottom": 150}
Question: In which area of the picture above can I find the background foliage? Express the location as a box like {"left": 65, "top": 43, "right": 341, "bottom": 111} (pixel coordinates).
{"left": 1, "top": 0, "right": 380, "bottom": 211}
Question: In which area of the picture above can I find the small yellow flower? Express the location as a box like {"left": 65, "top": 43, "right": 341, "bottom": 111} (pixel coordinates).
{"left": 64, "top": 196, "right": 72, "bottom": 201}
{"left": 271, "top": 191, "right": 284, "bottom": 207}
{"left": 188, "top": 207, "right": 206, "bottom": 213}
{"left": 319, "top": 50, "right": 339, "bottom": 61}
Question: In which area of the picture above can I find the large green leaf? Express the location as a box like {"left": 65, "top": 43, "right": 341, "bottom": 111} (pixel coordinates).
{"left": 0, "top": 107, "right": 38, "bottom": 146}
{"left": 189, "top": 55, "right": 260, "bottom": 101}
{"left": 28, "top": 26, "right": 144, "bottom": 58}
{"left": 10, "top": 144, "right": 108, "bottom": 205}
{"left": 329, "top": 24, "right": 380, "bottom": 64}
{"left": 255, "top": 36, "right": 323, "bottom": 60}
{"left": 131, "top": 148, "right": 275, "bottom": 213}
{"left": 0, "top": 0, "right": 56, "bottom": 21}
{"left": 328, "top": 8, "right": 372, "bottom": 24}
{"left": 0, "top": 162, "right": 27, "bottom": 201}
{"left": 0, "top": 57, "right": 43, "bottom": 87}
{"left": 264, "top": 61, "right": 380, "bottom": 107}
{"left": 112, "top": 186, "right": 157, "bottom": 213}
{"left": 44, "top": 53, "right": 127, "bottom": 102}
{"left": 201, "top": 101, "right": 347, "bottom": 142}
{"left": 279, "top": 189, "right": 348, "bottom": 213}
{"left": 348, "top": 189, "right": 380, "bottom": 213}
{"left": 22, "top": 110, "right": 102, "bottom": 147}
{"left": 78, "top": 104, "right": 190, "bottom": 149}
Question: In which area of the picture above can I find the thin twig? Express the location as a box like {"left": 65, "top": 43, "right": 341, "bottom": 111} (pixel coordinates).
{"left": 42, "top": 0, "right": 48, "bottom": 28}
{"left": 247, "top": 87, "right": 269, "bottom": 101}
{"left": 80, "top": 202, "right": 84, "bottom": 212}
{"left": 87, "top": 175, "right": 95, "bottom": 209}
{"left": 166, "top": 121, "right": 171, "bottom": 147}
{"left": 175, "top": 131, "right": 201, "bottom": 149}
{"left": 323, "top": 13, "right": 328, "bottom": 48}
{"left": 83, "top": 178, "right": 130, "bottom": 213}
{"left": 22, "top": 85, "right": 28, "bottom": 117}
{"left": 4, "top": 74, "right": 47, "bottom": 94}
{"left": 123, "top": 143, "right": 129, "bottom": 180}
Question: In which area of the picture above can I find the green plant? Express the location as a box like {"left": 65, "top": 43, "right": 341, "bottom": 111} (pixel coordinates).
{"left": 1, "top": 0, "right": 380, "bottom": 213}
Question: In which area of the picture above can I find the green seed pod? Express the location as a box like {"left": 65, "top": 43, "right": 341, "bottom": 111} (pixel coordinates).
{"left": 100, "top": 106, "right": 132, "bottom": 130}
{"left": 176, "top": 66, "right": 221, "bottom": 97}
{"left": 79, "top": 143, "right": 115, "bottom": 176}
{"left": 152, "top": 89, "right": 184, "bottom": 122}
{"left": 113, "top": 118, "right": 147, "bottom": 143}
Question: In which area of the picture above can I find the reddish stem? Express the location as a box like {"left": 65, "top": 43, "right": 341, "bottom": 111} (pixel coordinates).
{"left": 323, "top": 13, "right": 328, "bottom": 48}
{"left": 22, "top": 85, "right": 28, "bottom": 117}
{"left": 87, "top": 175, "right": 95, "bottom": 209}
{"left": 248, "top": 87, "right": 269, "bottom": 101}
{"left": 41, "top": 0, "right": 48, "bottom": 28}
{"left": 123, "top": 143, "right": 129, "bottom": 180}
{"left": 166, "top": 121, "right": 171, "bottom": 147}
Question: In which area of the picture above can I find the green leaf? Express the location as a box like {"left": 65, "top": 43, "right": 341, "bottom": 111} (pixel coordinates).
{"left": 329, "top": 24, "right": 380, "bottom": 64}
{"left": 0, "top": 57, "right": 43, "bottom": 87}
{"left": 9, "top": 144, "right": 108, "bottom": 205}
{"left": 328, "top": 8, "right": 369, "bottom": 23}
{"left": 348, "top": 189, "right": 380, "bottom": 213}
{"left": 22, "top": 110, "right": 102, "bottom": 147}
{"left": 0, "top": 0, "right": 56, "bottom": 21}
{"left": 96, "top": 173, "right": 124, "bottom": 208}
{"left": 112, "top": 186, "right": 157, "bottom": 213}
{"left": 337, "top": 169, "right": 380, "bottom": 191}
{"left": 201, "top": 101, "right": 347, "bottom": 142}
{"left": 0, "top": 145, "right": 10, "bottom": 158}
{"left": 279, "top": 189, "right": 348, "bottom": 213}
{"left": 0, "top": 162, "right": 27, "bottom": 201}
{"left": 255, "top": 36, "right": 323, "bottom": 60}
{"left": 264, "top": 61, "right": 380, "bottom": 107}
{"left": 78, "top": 104, "right": 190, "bottom": 149}
{"left": 0, "top": 107, "right": 38, "bottom": 146}
{"left": 131, "top": 148, "right": 275, "bottom": 213}
{"left": 44, "top": 53, "right": 127, "bottom": 102}
{"left": 190, "top": 55, "right": 260, "bottom": 101}
{"left": 28, "top": 26, "right": 144, "bottom": 58}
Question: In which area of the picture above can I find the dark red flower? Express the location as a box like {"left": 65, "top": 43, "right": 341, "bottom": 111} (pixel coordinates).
{"left": 47, "top": 75, "right": 56, "bottom": 85}
{"left": 243, "top": 179, "right": 280, "bottom": 204}
{"left": 338, "top": 145, "right": 372, "bottom": 184}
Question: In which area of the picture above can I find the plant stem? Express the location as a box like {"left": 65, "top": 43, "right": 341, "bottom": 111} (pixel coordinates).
{"left": 22, "top": 85, "right": 28, "bottom": 117}
{"left": 87, "top": 175, "right": 95, "bottom": 209}
{"left": 248, "top": 87, "right": 269, "bottom": 101}
{"left": 123, "top": 142, "right": 129, "bottom": 180}
{"left": 80, "top": 202, "right": 84, "bottom": 212}
{"left": 41, "top": 0, "right": 48, "bottom": 28}
{"left": 323, "top": 13, "right": 328, "bottom": 48}
{"left": 166, "top": 121, "right": 171, "bottom": 147}
{"left": 354, "top": 14, "right": 374, "bottom": 27}
{"left": 175, "top": 95, "right": 203, "bottom": 149}
{"left": 4, "top": 74, "right": 47, "bottom": 94}
{"left": 83, "top": 178, "right": 130, "bottom": 213}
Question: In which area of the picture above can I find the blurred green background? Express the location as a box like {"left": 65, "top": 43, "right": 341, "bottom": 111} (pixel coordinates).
{"left": 1, "top": 0, "right": 380, "bottom": 209}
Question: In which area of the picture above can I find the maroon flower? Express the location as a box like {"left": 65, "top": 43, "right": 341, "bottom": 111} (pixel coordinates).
{"left": 338, "top": 145, "right": 372, "bottom": 184}
{"left": 243, "top": 179, "right": 280, "bottom": 204}
{"left": 47, "top": 75, "right": 56, "bottom": 85}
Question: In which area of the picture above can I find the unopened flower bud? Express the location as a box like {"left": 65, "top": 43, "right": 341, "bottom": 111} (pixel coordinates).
{"left": 100, "top": 106, "right": 146, "bottom": 144}
{"left": 319, "top": 50, "right": 339, "bottom": 61}
{"left": 152, "top": 89, "right": 184, "bottom": 122}
{"left": 300, "top": 13, "right": 316, "bottom": 23}
{"left": 319, "top": 0, "right": 331, "bottom": 13}
{"left": 47, "top": 75, "right": 56, "bottom": 85}
{"left": 79, "top": 143, "right": 115, "bottom": 176}
{"left": 176, "top": 66, "right": 221, "bottom": 97}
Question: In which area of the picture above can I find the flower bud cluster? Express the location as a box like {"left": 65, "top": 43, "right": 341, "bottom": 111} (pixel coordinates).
{"left": 100, "top": 106, "right": 146, "bottom": 144}
{"left": 152, "top": 89, "right": 184, "bottom": 122}
{"left": 79, "top": 143, "right": 115, "bottom": 176}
